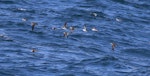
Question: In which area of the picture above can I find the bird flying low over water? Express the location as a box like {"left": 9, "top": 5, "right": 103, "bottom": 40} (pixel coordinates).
{"left": 31, "top": 48, "right": 37, "bottom": 52}
{"left": 91, "top": 27, "right": 98, "bottom": 32}
{"left": 31, "top": 22, "right": 38, "bottom": 31}
{"left": 82, "top": 25, "right": 87, "bottom": 32}
{"left": 62, "top": 22, "right": 68, "bottom": 30}
{"left": 22, "top": 18, "right": 27, "bottom": 21}
{"left": 110, "top": 42, "right": 117, "bottom": 51}
{"left": 92, "top": 13, "right": 97, "bottom": 17}
{"left": 51, "top": 27, "right": 57, "bottom": 30}
{"left": 116, "top": 18, "right": 122, "bottom": 22}
{"left": 63, "top": 32, "right": 69, "bottom": 38}
{"left": 70, "top": 26, "right": 75, "bottom": 33}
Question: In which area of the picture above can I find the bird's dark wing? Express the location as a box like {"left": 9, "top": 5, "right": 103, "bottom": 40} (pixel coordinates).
{"left": 32, "top": 25, "right": 35, "bottom": 31}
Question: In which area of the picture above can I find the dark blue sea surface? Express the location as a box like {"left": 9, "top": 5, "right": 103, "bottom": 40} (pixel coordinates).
{"left": 0, "top": 0, "right": 150, "bottom": 76}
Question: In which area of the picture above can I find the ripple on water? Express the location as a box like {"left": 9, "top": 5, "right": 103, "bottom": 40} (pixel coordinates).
{"left": 0, "top": 0, "right": 16, "bottom": 4}
{"left": 122, "top": 48, "right": 150, "bottom": 58}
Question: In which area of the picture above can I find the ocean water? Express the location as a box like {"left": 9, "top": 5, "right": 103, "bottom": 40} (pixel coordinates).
{"left": 0, "top": 0, "right": 150, "bottom": 76}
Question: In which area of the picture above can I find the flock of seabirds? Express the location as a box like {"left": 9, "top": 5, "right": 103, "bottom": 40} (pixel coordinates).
{"left": 21, "top": 15, "right": 118, "bottom": 53}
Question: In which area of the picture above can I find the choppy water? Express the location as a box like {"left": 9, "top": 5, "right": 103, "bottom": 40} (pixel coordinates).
{"left": 0, "top": 0, "right": 150, "bottom": 76}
